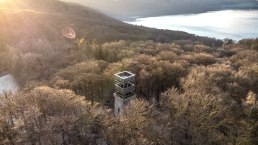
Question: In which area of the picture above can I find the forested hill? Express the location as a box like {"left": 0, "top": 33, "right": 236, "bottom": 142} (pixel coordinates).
{"left": 0, "top": 0, "right": 223, "bottom": 78}
{"left": 0, "top": 0, "right": 223, "bottom": 45}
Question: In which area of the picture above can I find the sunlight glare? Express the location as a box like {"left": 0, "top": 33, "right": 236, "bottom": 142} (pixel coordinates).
{"left": 0, "top": 0, "right": 8, "bottom": 3}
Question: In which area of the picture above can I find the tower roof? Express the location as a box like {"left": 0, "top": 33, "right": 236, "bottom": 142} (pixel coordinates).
{"left": 115, "top": 71, "right": 135, "bottom": 83}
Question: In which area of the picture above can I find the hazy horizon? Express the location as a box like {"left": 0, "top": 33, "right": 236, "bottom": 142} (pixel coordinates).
{"left": 64, "top": 0, "right": 258, "bottom": 19}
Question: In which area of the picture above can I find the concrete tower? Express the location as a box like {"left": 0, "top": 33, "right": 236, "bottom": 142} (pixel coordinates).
{"left": 114, "top": 71, "right": 136, "bottom": 115}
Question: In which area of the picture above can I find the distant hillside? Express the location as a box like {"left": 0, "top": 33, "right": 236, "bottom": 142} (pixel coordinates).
{"left": 0, "top": 0, "right": 223, "bottom": 45}
{"left": 0, "top": 0, "right": 224, "bottom": 77}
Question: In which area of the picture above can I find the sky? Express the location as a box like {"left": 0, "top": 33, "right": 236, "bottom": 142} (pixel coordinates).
{"left": 63, "top": 0, "right": 258, "bottom": 18}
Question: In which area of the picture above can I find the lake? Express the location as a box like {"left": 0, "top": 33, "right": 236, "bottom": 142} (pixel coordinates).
{"left": 0, "top": 74, "right": 18, "bottom": 95}
{"left": 125, "top": 10, "right": 258, "bottom": 41}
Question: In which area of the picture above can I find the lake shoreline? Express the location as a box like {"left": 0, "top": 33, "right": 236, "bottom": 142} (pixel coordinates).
{"left": 0, "top": 72, "right": 8, "bottom": 77}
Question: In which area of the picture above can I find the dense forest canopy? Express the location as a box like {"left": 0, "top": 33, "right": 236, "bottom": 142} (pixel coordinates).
{"left": 0, "top": 0, "right": 258, "bottom": 145}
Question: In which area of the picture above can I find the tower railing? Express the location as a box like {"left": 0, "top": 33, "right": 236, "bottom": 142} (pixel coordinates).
{"left": 114, "top": 71, "right": 135, "bottom": 83}
{"left": 115, "top": 84, "right": 135, "bottom": 94}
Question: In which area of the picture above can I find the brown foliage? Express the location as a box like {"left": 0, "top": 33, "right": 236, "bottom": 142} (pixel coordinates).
{"left": 160, "top": 88, "right": 253, "bottom": 145}
{"left": 0, "top": 86, "right": 109, "bottom": 144}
